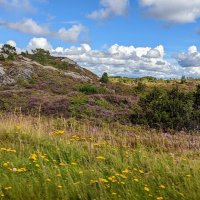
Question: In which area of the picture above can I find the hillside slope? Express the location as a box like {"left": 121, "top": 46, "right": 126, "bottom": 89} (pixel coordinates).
{"left": 0, "top": 54, "right": 136, "bottom": 122}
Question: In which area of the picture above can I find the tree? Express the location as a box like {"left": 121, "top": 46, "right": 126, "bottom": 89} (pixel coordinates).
{"left": 180, "top": 75, "right": 186, "bottom": 84}
{"left": 194, "top": 84, "right": 200, "bottom": 109}
{"left": 0, "top": 44, "right": 17, "bottom": 60}
{"left": 32, "top": 48, "right": 50, "bottom": 65}
{"left": 100, "top": 72, "right": 109, "bottom": 83}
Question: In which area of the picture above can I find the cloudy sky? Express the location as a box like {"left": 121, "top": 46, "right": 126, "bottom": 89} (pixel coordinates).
{"left": 1, "top": 0, "right": 200, "bottom": 78}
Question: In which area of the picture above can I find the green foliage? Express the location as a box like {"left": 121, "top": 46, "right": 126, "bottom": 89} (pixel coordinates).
{"left": 69, "top": 95, "right": 88, "bottom": 117}
{"left": 135, "top": 82, "right": 147, "bottom": 94}
{"left": 79, "top": 84, "right": 107, "bottom": 95}
{"left": 1, "top": 116, "right": 200, "bottom": 200}
{"left": 0, "top": 44, "right": 17, "bottom": 60}
{"left": 180, "top": 75, "right": 187, "bottom": 84}
{"left": 132, "top": 86, "right": 200, "bottom": 130}
{"left": 194, "top": 84, "right": 200, "bottom": 108}
{"left": 100, "top": 72, "right": 109, "bottom": 83}
{"left": 32, "top": 48, "right": 51, "bottom": 65}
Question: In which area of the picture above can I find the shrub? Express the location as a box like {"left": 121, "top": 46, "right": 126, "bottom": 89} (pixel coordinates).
{"left": 131, "top": 87, "right": 198, "bottom": 131}
{"left": 100, "top": 72, "right": 109, "bottom": 83}
{"left": 79, "top": 84, "right": 107, "bottom": 95}
{"left": 0, "top": 44, "right": 17, "bottom": 60}
{"left": 32, "top": 48, "right": 51, "bottom": 65}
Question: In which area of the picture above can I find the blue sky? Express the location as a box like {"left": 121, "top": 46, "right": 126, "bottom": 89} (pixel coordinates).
{"left": 1, "top": 0, "right": 200, "bottom": 78}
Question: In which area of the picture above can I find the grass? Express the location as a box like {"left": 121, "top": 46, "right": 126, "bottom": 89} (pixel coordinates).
{"left": 0, "top": 114, "right": 200, "bottom": 200}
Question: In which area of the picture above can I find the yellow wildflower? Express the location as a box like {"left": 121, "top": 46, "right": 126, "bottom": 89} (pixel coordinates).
{"left": 144, "top": 186, "right": 150, "bottom": 192}
{"left": 57, "top": 185, "right": 62, "bottom": 189}
{"left": 99, "top": 178, "right": 109, "bottom": 183}
{"left": 159, "top": 185, "right": 166, "bottom": 189}
{"left": 112, "top": 193, "right": 117, "bottom": 196}
{"left": 4, "top": 187, "right": 12, "bottom": 190}
{"left": 96, "top": 156, "right": 106, "bottom": 160}
{"left": 156, "top": 197, "right": 164, "bottom": 200}
{"left": 71, "top": 162, "right": 78, "bottom": 166}
{"left": 30, "top": 153, "right": 37, "bottom": 161}
{"left": 54, "top": 130, "right": 65, "bottom": 135}
{"left": 133, "top": 178, "right": 139, "bottom": 182}
{"left": 139, "top": 170, "right": 144, "bottom": 174}
{"left": 122, "top": 169, "right": 131, "bottom": 174}
{"left": 90, "top": 180, "right": 98, "bottom": 184}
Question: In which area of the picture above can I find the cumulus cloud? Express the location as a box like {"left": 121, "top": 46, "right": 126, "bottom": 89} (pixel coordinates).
{"left": 6, "top": 40, "right": 17, "bottom": 47}
{"left": 139, "top": 0, "right": 200, "bottom": 23}
{"left": 2, "top": 38, "right": 200, "bottom": 79}
{"left": 51, "top": 42, "right": 177, "bottom": 78}
{"left": 0, "top": 19, "right": 87, "bottom": 43}
{"left": 175, "top": 46, "right": 200, "bottom": 68}
{"left": 87, "top": 0, "right": 129, "bottom": 20}
{"left": 27, "top": 37, "right": 52, "bottom": 51}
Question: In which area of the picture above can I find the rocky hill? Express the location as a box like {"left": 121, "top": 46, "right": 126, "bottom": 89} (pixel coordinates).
{"left": 0, "top": 51, "right": 137, "bottom": 123}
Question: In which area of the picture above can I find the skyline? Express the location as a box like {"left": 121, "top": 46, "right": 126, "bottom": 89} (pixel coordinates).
{"left": 1, "top": 0, "right": 200, "bottom": 78}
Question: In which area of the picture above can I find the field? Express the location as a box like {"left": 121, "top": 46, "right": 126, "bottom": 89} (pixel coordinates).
{"left": 1, "top": 114, "right": 200, "bottom": 200}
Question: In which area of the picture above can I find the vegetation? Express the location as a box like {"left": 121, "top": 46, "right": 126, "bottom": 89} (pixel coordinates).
{"left": 0, "top": 44, "right": 17, "bottom": 60}
{"left": 100, "top": 72, "right": 109, "bottom": 83}
{"left": 79, "top": 84, "right": 107, "bottom": 95}
{"left": 1, "top": 115, "right": 200, "bottom": 200}
{"left": 0, "top": 47, "right": 200, "bottom": 199}
{"left": 132, "top": 86, "right": 200, "bottom": 131}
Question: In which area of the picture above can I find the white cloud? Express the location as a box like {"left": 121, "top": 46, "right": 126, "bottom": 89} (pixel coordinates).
{"left": 87, "top": 0, "right": 129, "bottom": 20}
{"left": 139, "top": 0, "right": 200, "bottom": 23}
{"left": 0, "top": 0, "right": 35, "bottom": 12}
{"left": 6, "top": 40, "right": 16, "bottom": 47}
{"left": 0, "top": 19, "right": 87, "bottom": 43}
{"left": 0, "top": 19, "right": 50, "bottom": 35}
{"left": 3, "top": 38, "right": 200, "bottom": 79}
{"left": 27, "top": 37, "right": 52, "bottom": 51}
{"left": 175, "top": 46, "right": 200, "bottom": 68}
{"left": 54, "top": 25, "right": 87, "bottom": 43}
{"left": 52, "top": 43, "right": 178, "bottom": 78}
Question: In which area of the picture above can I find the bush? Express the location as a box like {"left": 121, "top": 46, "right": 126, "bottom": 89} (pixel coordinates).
{"left": 79, "top": 84, "right": 107, "bottom": 95}
{"left": 100, "top": 72, "right": 109, "bottom": 83}
{"left": 0, "top": 44, "right": 17, "bottom": 60}
{"left": 32, "top": 48, "right": 51, "bottom": 65}
{"left": 131, "top": 87, "right": 199, "bottom": 131}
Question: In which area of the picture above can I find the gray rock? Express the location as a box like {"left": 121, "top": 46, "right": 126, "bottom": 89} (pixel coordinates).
{"left": 62, "top": 58, "right": 77, "bottom": 65}
{"left": 64, "top": 71, "right": 91, "bottom": 82}
{"left": 22, "top": 68, "right": 33, "bottom": 80}
{"left": 0, "top": 67, "right": 5, "bottom": 76}
{"left": 2, "top": 76, "right": 16, "bottom": 86}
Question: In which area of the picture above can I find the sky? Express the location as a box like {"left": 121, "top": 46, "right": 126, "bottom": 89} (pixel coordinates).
{"left": 1, "top": 0, "right": 200, "bottom": 78}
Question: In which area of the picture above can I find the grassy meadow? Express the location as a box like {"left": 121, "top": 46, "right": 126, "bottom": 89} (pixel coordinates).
{"left": 1, "top": 114, "right": 200, "bottom": 200}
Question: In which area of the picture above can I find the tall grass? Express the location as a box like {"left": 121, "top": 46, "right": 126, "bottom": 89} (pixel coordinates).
{"left": 0, "top": 114, "right": 200, "bottom": 200}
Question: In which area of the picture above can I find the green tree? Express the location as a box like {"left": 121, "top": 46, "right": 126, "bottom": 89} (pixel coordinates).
{"left": 0, "top": 44, "right": 17, "bottom": 60}
{"left": 180, "top": 75, "right": 187, "bottom": 84}
{"left": 100, "top": 72, "right": 109, "bottom": 83}
{"left": 32, "top": 48, "right": 50, "bottom": 65}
